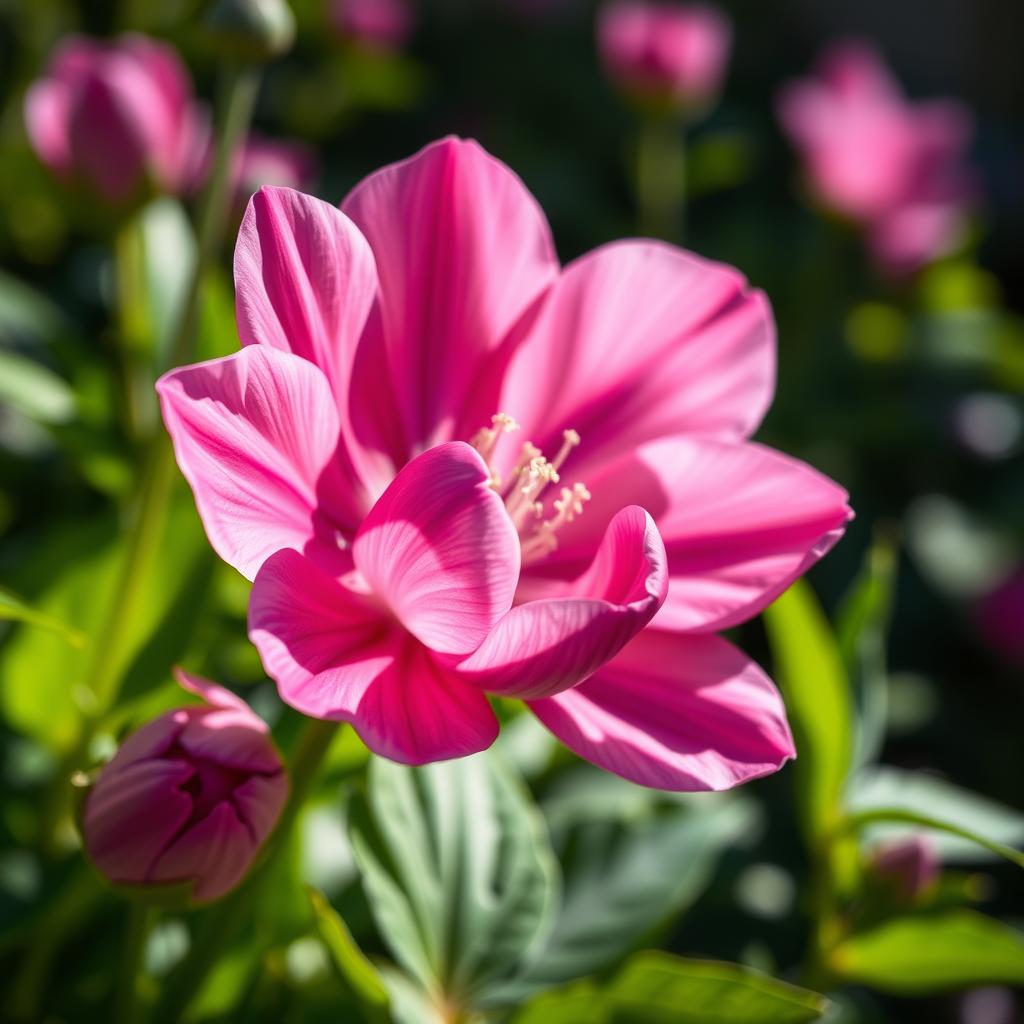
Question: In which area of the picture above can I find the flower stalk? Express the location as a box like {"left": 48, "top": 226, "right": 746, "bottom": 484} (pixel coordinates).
{"left": 636, "top": 114, "right": 687, "bottom": 243}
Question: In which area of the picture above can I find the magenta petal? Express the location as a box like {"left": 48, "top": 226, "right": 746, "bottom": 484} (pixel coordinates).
{"left": 150, "top": 800, "right": 255, "bottom": 902}
{"left": 458, "top": 506, "right": 667, "bottom": 699}
{"left": 249, "top": 548, "right": 498, "bottom": 763}
{"left": 157, "top": 345, "right": 350, "bottom": 580}
{"left": 496, "top": 240, "right": 775, "bottom": 477}
{"left": 353, "top": 442, "right": 520, "bottom": 656}
{"left": 529, "top": 630, "right": 795, "bottom": 791}
{"left": 24, "top": 80, "right": 74, "bottom": 178}
{"left": 174, "top": 667, "right": 251, "bottom": 713}
{"left": 342, "top": 137, "right": 559, "bottom": 458}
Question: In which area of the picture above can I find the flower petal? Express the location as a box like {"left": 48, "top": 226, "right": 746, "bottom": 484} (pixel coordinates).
{"left": 249, "top": 548, "right": 498, "bottom": 763}
{"left": 458, "top": 506, "right": 667, "bottom": 699}
{"left": 495, "top": 240, "right": 775, "bottom": 478}
{"left": 156, "top": 345, "right": 351, "bottom": 580}
{"left": 24, "top": 79, "right": 74, "bottom": 178}
{"left": 533, "top": 436, "right": 851, "bottom": 633}
{"left": 353, "top": 441, "right": 520, "bottom": 656}
{"left": 342, "top": 136, "right": 559, "bottom": 460}
{"left": 529, "top": 631, "right": 795, "bottom": 791}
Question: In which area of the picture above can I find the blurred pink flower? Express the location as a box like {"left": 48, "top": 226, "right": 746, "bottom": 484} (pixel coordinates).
{"left": 329, "top": 0, "right": 414, "bottom": 50}
{"left": 234, "top": 134, "right": 318, "bottom": 206}
{"left": 976, "top": 569, "right": 1024, "bottom": 666}
{"left": 777, "top": 40, "right": 975, "bottom": 275}
{"left": 82, "top": 670, "right": 287, "bottom": 904}
{"left": 157, "top": 137, "right": 851, "bottom": 789}
{"left": 24, "top": 33, "right": 207, "bottom": 205}
{"left": 597, "top": 1, "right": 732, "bottom": 110}
{"left": 867, "top": 835, "right": 940, "bottom": 900}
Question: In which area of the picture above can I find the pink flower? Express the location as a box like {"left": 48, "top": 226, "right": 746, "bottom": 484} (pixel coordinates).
{"left": 597, "top": 2, "right": 732, "bottom": 110}
{"left": 867, "top": 835, "right": 940, "bottom": 901}
{"left": 157, "top": 137, "right": 851, "bottom": 789}
{"left": 82, "top": 670, "right": 287, "bottom": 904}
{"left": 329, "top": 0, "right": 414, "bottom": 51}
{"left": 976, "top": 569, "right": 1024, "bottom": 667}
{"left": 24, "top": 33, "right": 207, "bottom": 205}
{"left": 233, "top": 134, "right": 318, "bottom": 206}
{"left": 777, "top": 40, "right": 975, "bottom": 275}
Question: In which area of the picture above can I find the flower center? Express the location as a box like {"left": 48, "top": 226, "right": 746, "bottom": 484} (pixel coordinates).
{"left": 471, "top": 413, "right": 591, "bottom": 565}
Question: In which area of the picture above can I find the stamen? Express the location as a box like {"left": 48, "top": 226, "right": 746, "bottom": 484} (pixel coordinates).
{"left": 470, "top": 412, "right": 520, "bottom": 488}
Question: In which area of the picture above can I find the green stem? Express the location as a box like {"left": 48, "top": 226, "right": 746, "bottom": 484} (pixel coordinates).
{"left": 636, "top": 115, "right": 686, "bottom": 243}
{"left": 152, "top": 720, "right": 341, "bottom": 1023}
{"left": 162, "top": 63, "right": 259, "bottom": 374}
{"left": 114, "top": 903, "right": 154, "bottom": 1024}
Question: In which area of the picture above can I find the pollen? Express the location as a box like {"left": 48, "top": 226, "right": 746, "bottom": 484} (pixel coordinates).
{"left": 471, "top": 416, "right": 590, "bottom": 564}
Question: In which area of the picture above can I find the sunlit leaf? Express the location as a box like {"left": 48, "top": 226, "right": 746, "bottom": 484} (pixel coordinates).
{"left": 829, "top": 911, "right": 1024, "bottom": 993}
{"left": 0, "top": 585, "right": 85, "bottom": 646}
{"left": 347, "top": 749, "right": 558, "bottom": 1012}
{"left": 0, "top": 349, "right": 76, "bottom": 425}
{"left": 764, "top": 579, "right": 853, "bottom": 844}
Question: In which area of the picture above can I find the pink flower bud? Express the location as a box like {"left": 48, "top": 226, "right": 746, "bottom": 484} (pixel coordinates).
{"left": 867, "top": 835, "right": 940, "bottom": 900}
{"left": 82, "top": 670, "right": 287, "bottom": 904}
{"left": 597, "top": 2, "right": 732, "bottom": 111}
{"left": 976, "top": 569, "right": 1024, "bottom": 667}
{"left": 329, "top": 0, "right": 414, "bottom": 51}
{"left": 24, "top": 33, "right": 207, "bottom": 206}
{"left": 234, "top": 134, "right": 319, "bottom": 206}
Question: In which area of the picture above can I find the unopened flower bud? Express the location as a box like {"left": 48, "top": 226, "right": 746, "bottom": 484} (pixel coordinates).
{"left": 867, "top": 835, "right": 940, "bottom": 901}
{"left": 82, "top": 670, "right": 287, "bottom": 904}
{"left": 204, "top": 0, "right": 296, "bottom": 62}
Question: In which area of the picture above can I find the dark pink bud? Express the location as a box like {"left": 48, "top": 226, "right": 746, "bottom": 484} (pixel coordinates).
{"left": 329, "top": 0, "right": 414, "bottom": 51}
{"left": 24, "top": 33, "right": 207, "bottom": 205}
{"left": 867, "top": 835, "right": 940, "bottom": 900}
{"left": 976, "top": 570, "right": 1024, "bottom": 667}
{"left": 82, "top": 670, "right": 287, "bottom": 904}
{"left": 597, "top": 2, "right": 732, "bottom": 110}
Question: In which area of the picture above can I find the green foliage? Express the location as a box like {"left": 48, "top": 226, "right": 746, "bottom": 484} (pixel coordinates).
{"left": 829, "top": 911, "right": 1024, "bottom": 993}
{"left": 764, "top": 580, "right": 854, "bottom": 845}
{"left": 515, "top": 952, "right": 830, "bottom": 1023}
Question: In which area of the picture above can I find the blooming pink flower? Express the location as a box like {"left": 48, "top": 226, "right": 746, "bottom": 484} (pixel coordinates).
{"left": 329, "top": 0, "right": 414, "bottom": 51}
{"left": 597, "top": 2, "right": 732, "bottom": 110}
{"left": 157, "top": 137, "right": 851, "bottom": 790}
{"left": 82, "top": 670, "right": 287, "bottom": 903}
{"left": 777, "top": 40, "right": 975, "bottom": 275}
{"left": 233, "top": 134, "right": 318, "bottom": 207}
{"left": 24, "top": 33, "right": 207, "bottom": 205}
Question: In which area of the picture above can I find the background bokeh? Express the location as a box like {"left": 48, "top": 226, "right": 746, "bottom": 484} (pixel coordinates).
{"left": 0, "top": 1, "right": 1021, "bottom": 1022}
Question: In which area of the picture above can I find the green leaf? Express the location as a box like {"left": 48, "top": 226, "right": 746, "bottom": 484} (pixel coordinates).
{"left": 764, "top": 579, "right": 853, "bottom": 844}
{"left": 829, "top": 910, "right": 1024, "bottom": 993}
{"left": 489, "top": 768, "right": 757, "bottom": 1004}
{"left": 0, "top": 585, "right": 85, "bottom": 646}
{"left": 308, "top": 886, "right": 390, "bottom": 1022}
{"left": 0, "top": 268, "right": 70, "bottom": 348}
{"left": 836, "top": 531, "right": 897, "bottom": 768}
{"left": 847, "top": 766, "right": 1024, "bottom": 863}
{"left": 0, "top": 349, "right": 76, "bottom": 425}
{"left": 513, "top": 953, "right": 830, "bottom": 1023}
{"left": 347, "top": 749, "right": 558, "bottom": 1011}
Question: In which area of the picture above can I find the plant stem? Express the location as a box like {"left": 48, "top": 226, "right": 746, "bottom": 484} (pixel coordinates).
{"left": 636, "top": 114, "right": 687, "bottom": 243}
{"left": 114, "top": 903, "right": 154, "bottom": 1024}
{"left": 113, "top": 217, "right": 151, "bottom": 442}
{"left": 152, "top": 720, "right": 341, "bottom": 1023}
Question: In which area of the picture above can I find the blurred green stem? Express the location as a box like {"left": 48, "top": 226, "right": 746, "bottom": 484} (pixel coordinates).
{"left": 636, "top": 115, "right": 686, "bottom": 243}
{"left": 114, "top": 903, "right": 154, "bottom": 1024}
{"left": 113, "top": 217, "right": 151, "bottom": 441}
{"left": 153, "top": 720, "right": 341, "bottom": 1023}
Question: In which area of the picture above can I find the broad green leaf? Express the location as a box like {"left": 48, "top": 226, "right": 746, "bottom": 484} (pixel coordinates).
{"left": 347, "top": 749, "right": 558, "bottom": 1011}
{"left": 488, "top": 768, "right": 756, "bottom": 1004}
{"left": 829, "top": 911, "right": 1024, "bottom": 993}
{"left": 847, "top": 766, "right": 1024, "bottom": 863}
{"left": 0, "top": 586, "right": 84, "bottom": 646}
{"left": 0, "top": 349, "right": 76, "bottom": 425}
{"left": 308, "top": 886, "right": 390, "bottom": 1022}
{"left": 764, "top": 579, "right": 853, "bottom": 843}
{"left": 513, "top": 953, "right": 829, "bottom": 1023}
{"left": 836, "top": 532, "right": 897, "bottom": 768}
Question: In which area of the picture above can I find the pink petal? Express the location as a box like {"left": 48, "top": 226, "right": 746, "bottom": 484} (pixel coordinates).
{"left": 494, "top": 240, "right": 774, "bottom": 480}
{"left": 249, "top": 548, "right": 498, "bottom": 763}
{"left": 24, "top": 80, "right": 74, "bottom": 178}
{"left": 529, "top": 630, "right": 795, "bottom": 791}
{"left": 353, "top": 442, "right": 520, "bottom": 656}
{"left": 156, "top": 345, "right": 352, "bottom": 580}
{"left": 458, "top": 506, "right": 667, "bottom": 699}
{"left": 231, "top": 773, "right": 288, "bottom": 847}
{"left": 341, "top": 136, "right": 559, "bottom": 460}
{"left": 150, "top": 800, "right": 256, "bottom": 902}
{"left": 174, "top": 667, "right": 252, "bottom": 713}
{"left": 178, "top": 707, "right": 282, "bottom": 775}
{"left": 534, "top": 437, "right": 851, "bottom": 633}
